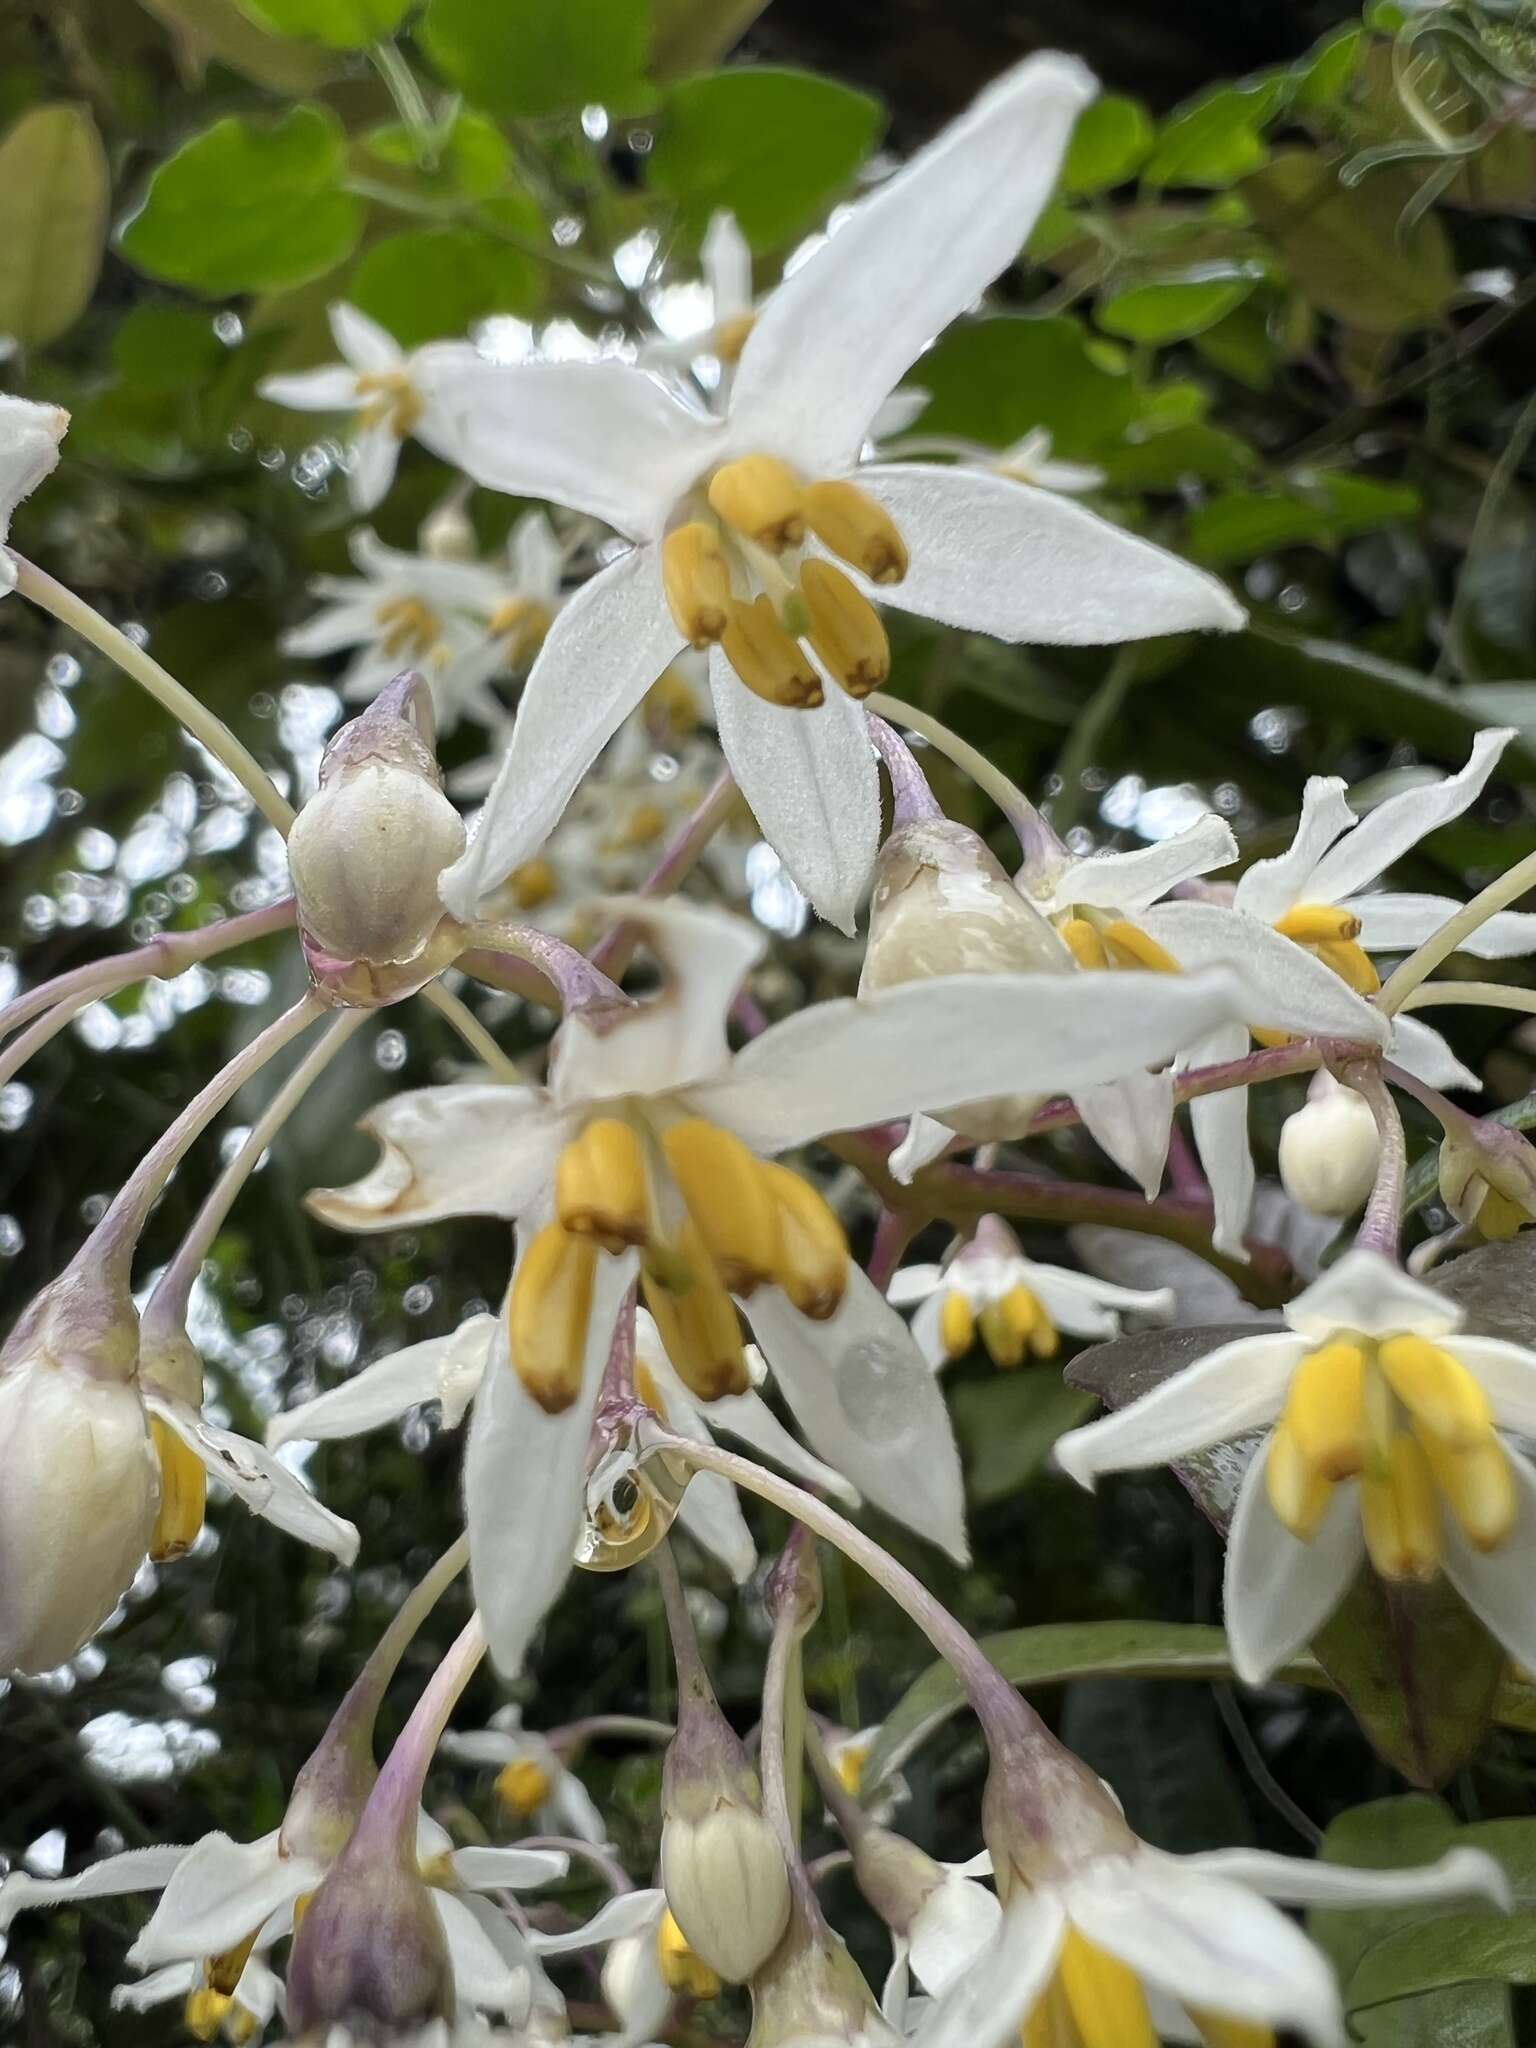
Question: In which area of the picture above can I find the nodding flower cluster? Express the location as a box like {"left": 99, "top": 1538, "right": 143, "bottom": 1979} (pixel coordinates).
{"left": 4, "top": 45, "right": 1536, "bottom": 2048}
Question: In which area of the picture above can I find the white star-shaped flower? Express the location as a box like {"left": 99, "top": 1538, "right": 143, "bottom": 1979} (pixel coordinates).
{"left": 0, "top": 393, "right": 67, "bottom": 591}
{"left": 435, "top": 55, "right": 1243, "bottom": 932}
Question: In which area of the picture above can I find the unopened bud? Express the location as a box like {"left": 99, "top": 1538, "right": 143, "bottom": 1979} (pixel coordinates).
{"left": 419, "top": 495, "right": 477, "bottom": 562}
{"left": 286, "top": 1846, "right": 453, "bottom": 2043}
{"left": 745, "top": 1897, "right": 888, "bottom": 2047}
{"left": 849, "top": 1824, "right": 944, "bottom": 1939}
{"left": 1439, "top": 1117, "right": 1536, "bottom": 1240}
{"left": 287, "top": 674, "right": 465, "bottom": 968}
{"left": 1277, "top": 1071, "right": 1381, "bottom": 1219}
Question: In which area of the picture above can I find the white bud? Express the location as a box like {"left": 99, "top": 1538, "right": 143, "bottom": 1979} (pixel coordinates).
{"left": 0, "top": 1351, "right": 157, "bottom": 1673}
{"left": 1278, "top": 1072, "right": 1380, "bottom": 1219}
{"left": 0, "top": 395, "right": 68, "bottom": 561}
{"left": 419, "top": 496, "right": 477, "bottom": 562}
{"left": 660, "top": 1804, "right": 791, "bottom": 1984}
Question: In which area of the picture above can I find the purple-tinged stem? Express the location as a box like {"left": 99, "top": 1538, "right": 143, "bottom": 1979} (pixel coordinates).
{"left": 346, "top": 1613, "right": 488, "bottom": 1864}
{"left": 1344, "top": 1056, "right": 1408, "bottom": 1260}
{"left": 868, "top": 715, "right": 942, "bottom": 824}
{"left": 866, "top": 1208, "right": 918, "bottom": 1292}
{"left": 589, "top": 767, "right": 738, "bottom": 981}
{"left": 463, "top": 922, "right": 629, "bottom": 1015}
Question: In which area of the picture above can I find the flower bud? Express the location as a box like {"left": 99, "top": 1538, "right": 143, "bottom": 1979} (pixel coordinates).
{"left": 0, "top": 396, "right": 68, "bottom": 564}
{"left": 848, "top": 1824, "right": 944, "bottom": 1939}
{"left": 287, "top": 674, "right": 465, "bottom": 969}
{"left": 419, "top": 495, "right": 477, "bottom": 563}
{"left": 1277, "top": 1072, "right": 1381, "bottom": 1219}
{"left": 1439, "top": 1117, "right": 1536, "bottom": 1240}
{"left": 661, "top": 1800, "right": 792, "bottom": 1985}
{"left": 745, "top": 1897, "right": 889, "bottom": 2048}
{"left": 285, "top": 1846, "right": 453, "bottom": 2043}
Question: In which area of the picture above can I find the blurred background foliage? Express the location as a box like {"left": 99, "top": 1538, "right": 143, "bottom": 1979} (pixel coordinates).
{"left": 8, "top": 0, "right": 1536, "bottom": 2040}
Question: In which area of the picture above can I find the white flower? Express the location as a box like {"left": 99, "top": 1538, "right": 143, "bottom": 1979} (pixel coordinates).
{"left": 440, "top": 1704, "right": 609, "bottom": 1845}
{"left": 993, "top": 427, "right": 1104, "bottom": 495}
{"left": 305, "top": 893, "right": 1263, "bottom": 1670}
{"left": 0, "top": 393, "right": 67, "bottom": 590}
{"left": 639, "top": 210, "right": 757, "bottom": 377}
{"left": 259, "top": 304, "right": 474, "bottom": 512}
{"left": 435, "top": 55, "right": 1243, "bottom": 932}
{"left": 112, "top": 1951, "right": 282, "bottom": 2043}
{"left": 889, "top": 1215, "right": 1172, "bottom": 1369}
{"left": 1054, "top": 1248, "right": 1536, "bottom": 1682}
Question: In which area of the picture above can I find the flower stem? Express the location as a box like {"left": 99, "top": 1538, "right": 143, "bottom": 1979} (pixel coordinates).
{"left": 588, "top": 766, "right": 739, "bottom": 981}
{"left": 351, "top": 1612, "right": 488, "bottom": 1860}
{"left": 864, "top": 690, "right": 1057, "bottom": 864}
{"left": 417, "top": 979, "right": 522, "bottom": 1079}
{"left": 868, "top": 715, "right": 942, "bottom": 823}
{"left": 12, "top": 555, "right": 295, "bottom": 836}
{"left": 1397, "top": 979, "right": 1536, "bottom": 1017}
{"left": 1378, "top": 851, "right": 1536, "bottom": 1014}
{"left": 1343, "top": 1056, "right": 1408, "bottom": 1259}
{"left": 0, "top": 980, "right": 114, "bottom": 1089}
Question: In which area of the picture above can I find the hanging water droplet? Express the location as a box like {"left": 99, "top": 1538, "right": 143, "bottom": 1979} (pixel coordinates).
{"left": 376, "top": 1029, "right": 408, "bottom": 1072}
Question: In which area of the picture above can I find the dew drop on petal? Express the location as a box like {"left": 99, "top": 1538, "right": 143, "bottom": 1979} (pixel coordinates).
{"left": 835, "top": 1337, "right": 923, "bottom": 1449}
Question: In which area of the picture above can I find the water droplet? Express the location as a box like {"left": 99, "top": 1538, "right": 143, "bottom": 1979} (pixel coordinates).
{"left": 376, "top": 1029, "right": 408, "bottom": 1072}
{"left": 213, "top": 311, "right": 244, "bottom": 346}
{"left": 45, "top": 652, "right": 81, "bottom": 688}
{"left": 835, "top": 1337, "right": 921, "bottom": 1448}
{"left": 0, "top": 1215, "right": 23, "bottom": 1255}
{"left": 403, "top": 1281, "right": 435, "bottom": 1316}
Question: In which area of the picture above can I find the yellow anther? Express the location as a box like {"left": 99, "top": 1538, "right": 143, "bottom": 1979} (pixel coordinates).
{"left": 1264, "top": 1419, "right": 1335, "bottom": 1540}
{"left": 1315, "top": 937, "right": 1382, "bottom": 996}
{"left": 375, "top": 595, "right": 442, "bottom": 660}
{"left": 354, "top": 368, "right": 423, "bottom": 437}
{"left": 508, "top": 857, "right": 558, "bottom": 911}
{"left": 642, "top": 1223, "right": 750, "bottom": 1401}
{"left": 150, "top": 1417, "right": 207, "bottom": 1562}
{"left": 1377, "top": 1336, "right": 1493, "bottom": 1450}
{"left": 720, "top": 595, "right": 823, "bottom": 709}
{"left": 1028, "top": 1296, "right": 1059, "bottom": 1360}
{"left": 712, "top": 312, "right": 756, "bottom": 364}
{"left": 634, "top": 1361, "right": 665, "bottom": 1414}
{"left": 207, "top": 1927, "right": 260, "bottom": 1998}
{"left": 225, "top": 2002, "right": 262, "bottom": 2047}
{"left": 1470, "top": 1184, "right": 1531, "bottom": 1241}
{"left": 834, "top": 1737, "right": 871, "bottom": 1797}
{"left": 1274, "top": 904, "right": 1363, "bottom": 945}
{"left": 801, "top": 479, "right": 908, "bottom": 584}
{"left": 555, "top": 1117, "right": 652, "bottom": 1255}
{"left": 1056, "top": 1927, "right": 1158, "bottom": 2048}
{"left": 1282, "top": 1340, "right": 1368, "bottom": 1482}
{"left": 646, "top": 666, "right": 704, "bottom": 742}
{"left": 1102, "top": 921, "right": 1182, "bottom": 974}
{"left": 488, "top": 595, "right": 553, "bottom": 662}
{"left": 797, "top": 558, "right": 890, "bottom": 698}
{"left": 1361, "top": 1431, "right": 1441, "bottom": 1583}
{"left": 508, "top": 1223, "right": 598, "bottom": 1413}
{"left": 620, "top": 801, "right": 668, "bottom": 848}
{"left": 1020, "top": 1977, "right": 1081, "bottom": 2048}
{"left": 185, "top": 1989, "right": 233, "bottom": 2042}
{"left": 662, "top": 521, "right": 733, "bottom": 647}
{"left": 657, "top": 1906, "right": 722, "bottom": 1999}
{"left": 1414, "top": 1426, "right": 1516, "bottom": 1552}
{"left": 1190, "top": 2013, "right": 1278, "bottom": 2048}
{"left": 706, "top": 454, "right": 805, "bottom": 550}
{"left": 662, "top": 1118, "right": 782, "bottom": 1296}
{"left": 760, "top": 1162, "right": 849, "bottom": 1320}
{"left": 939, "top": 1289, "right": 976, "bottom": 1361}
{"left": 1059, "top": 916, "right": 1109, "bottom": 970}
{"left": 496, "top": 1757, "right": 554, "bottom": 1818}
{"left": 290, "top": 1890, "right": 314, "bottom": 1933}
{"left": 978, "top": 1285, "right": 1048, "bottom": 1371}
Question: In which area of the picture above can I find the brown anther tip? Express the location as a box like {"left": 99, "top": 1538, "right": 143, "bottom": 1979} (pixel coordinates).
{"left": 520, "top": 1375, "right": 580, "bottom": 1416}
{"left": 868, "top": 550, "right": 907, "bottom": 586}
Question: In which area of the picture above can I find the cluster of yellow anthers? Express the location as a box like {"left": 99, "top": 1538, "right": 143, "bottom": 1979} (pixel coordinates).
{"left": 148, "top": 1421, "right": 207, "bottom": 1563}
{"left": 184, "top": 1926, "right": 279, "bottom": 2045}
{"left": 939, "top": 1284, "right": 1059, "bottom": 1369}
{"left": 661, "top": 454, "right": 908, "bottom": 708}
{"left": 656, "top": 1908, "right": 722, "bottom": 2001}
{"left": 1022, "top": 1928, "right": 1271, "bottom": 2048}
{"left": 1054, "top": 912, "right": 1180, "bottom": 976}
{"left": 1269, "top": 1333, "right": 1514, "bottom": 1579}
{"left": 508, "top": 1115, "right": 849, "bottom": 1413}
{"left": 1270, "top": 904, "right": 1380, "bottom": 997}
{"left": 353, "top": 367, "right": 423, "bottom": 438}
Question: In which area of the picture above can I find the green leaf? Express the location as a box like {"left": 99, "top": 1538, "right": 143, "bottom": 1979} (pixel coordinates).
{"left": 1062, "top": 1678, "right": 1254, "bottom": 1853}
{"left": 1294, "top": 25, "right": 1366, "bottom": 107}
{"left": 0, "top": 104, "right": 109, "bottom": 347}
{"left": 1097, "top": 271, "right": 1259, "bottom": 343}
{"left": 1096, "top": 422, "right": 1257, "bottom": 490}
{"left": 950, "top": 1372, "right": 1094, "bottom": 1506}
{"left": 1144, "top": 84, "right": 1279, "bottom": 189}
{"left": 138, "top": 0, "right": 338, "bottom": 91}
{"left": 418, "top": 0, "right": 652, "bottom": 119}
{"left": 648, "top": 67, "right": 882, "bottom": 253}
{"left": 1194, "top": 297, "right": 1277, "bottom": 389}
{"left": 111, "top": 306, "right": 227, "bottom": 392}
{"left": 363, "top": 111, "right": 515, "bottom": 200}
{"left": 1062, "top": 95, "right": 1153, "bottom": 194}
{"left": 119, "top": 105, "right": 363, "bottom": 295}
{"left": 1243, "top": 151, "right": 1456, "bottom": 334}
{"left": 348, "top": 227, "right": 544, "bottom": 346}
{"left": 1186, "top": 473, "right": 1421, "bottom": 563}
{"left": 1350, "top": 1907, "right": 1536, "bottom": 2011}
{"left": 237, "top": 0, "right": 407, "bottom": 46}
{"left": 907, "top": 315, "right": 1142, "bottom": 460}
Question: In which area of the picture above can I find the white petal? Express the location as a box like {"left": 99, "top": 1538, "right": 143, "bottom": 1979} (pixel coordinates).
{"left": 531, "top": 1888, "right": 664, "bottom": 1956}
{"left": 889, "top": 1112, "right": 956, "bottom": 1184}
{"left": 1185, "top": 1844, "right": 1510, "bottom": 1912}
{"left": 696, "top": 1369, "right": 862, "bottom": 1505}
{"left": 433, "top": 1890, "right": 531, "bottom": 2016}
{"left": 1065, "top": 1854, "right": 1344, "bottom": 2046}
{"left": 440, "top": 548, "right": 685, "bottom": 918}
{"left": 729, "top": 54, "right": 1096, "bottom": 473}
{"left": 710, "top": 647, "right": 877, "bottom": 934}
{"left": 1308, "top": 729, "right": 1515, "bottom": 904}
{"left": 0, "top": 1845, "right": 187, "bottom": 1931}
{"left": 129, "top": 1833, "right": 316, "bottom": 1967}
{"left": 1022, "top": 1263, "right": 1175, "bottom": 1320}
{"left": 909, "top": 1875, "right": 1004, "bottom": 1997}
{"left": 1232, "top": 778, "right": 1355, "bottom": 923}
{"left": 1387, "top": 1013, "right": 1481, "bottom": 1093}
{"left": 1345, "top": 890, "right": 1536, "bottom": 962}
{"left": 447, "top": 359, "right": 722, "bottom": 539}
{"left": 907, "top": 1891, "right": 1066, "bottom": 2048}
{"left": 1446, "top": 1340, "right": 1536, "bottom": 1435}
{"left": 1441, "top": 1445, "right": 1536, "bottom": 1671}
{"left": 281, "top": 595, "right": 380, "bottom": 658}
{"left": 1284, "top": 1247, "right": 1458, "bottom": 1341}
{"left": 1045, "top": 814, "right": 1238, "bottom": 917}
{"left": 1135, "top": 901, "right": 1387, "bottom": 1046}
{"left": 307, "top": 1085, "right": 566, "bottom": 1231}
{"left": 143, "top": 1396, "right": 358, "bottom": 1562}
{"left": 1076, "top": 1070, "right": 1174, "bottom": 1200}
{"left": 348, "top": 421, "right": 401, "bottom": 513}
{"left": 0, "top": 397, "right": 67, "bottom": 544}
{"left": 112, "top": 1963, "right": 195, "bottom": 2013}
{"left": 747, "top": 1266, "right": 969, "bottom": 1561}
{"left": 691, "top": 966, "right": 1253, "bottom": 1155}
{"left": 851, "top": 465, "right": 1245, "bottom": 643}
{"left": 451, "top": 1845, "right": 570, "bottom": 1892}
{"left": 439, "top": 1730, "right": 519, "bottom": 1767}
{"left": 466, "top": 1255, "right": 635, "bottom": 1677}
{"left": 886, "top": 1264, "right": 945, "bottom": 1307}
{"left": 551, "top": 1771, "right": 610, "bottom": 1846}
{"left": 331, "top": 303, "right": 402, "bottom": 375}
{"left": 258, "top": 365, "right": 361, "bottom": 411}
{"left": 1184, "top": 1023, "right": 1254, "bottom": 1259}
{"left": 266, "top": 1316, "right": 495, "bottom": 1448}
{"left": 1224, "top": 1444, "right": 1365, "bottom": 1685}
{"left": 1052, "top": 1334, "right": 1299, "bottom": 1487}
{"left": 702, "top": 210, "right": 752, "bottom": 320}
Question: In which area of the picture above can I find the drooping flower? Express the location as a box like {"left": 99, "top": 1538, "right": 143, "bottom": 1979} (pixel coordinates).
{"left": 259, "top": 304, "right": 473, "bottom": 512}
{"left": 436, "top": 55, "right": 1243, "bottom": 931}
{"left": 111, "top": 1951, "right": 282, "bottom": 2044}
{"left": 889, "top": 1215, "right": 1173, "bottom": 1369}
{"left": 440, "top": 1702, "right": 609, "bottom": 1845}
{"left": 1054, "top": 1249, "right": 1536, "bottom": 1681}
{"left": 306, "top": 893, "right": 1264, "bottom": 1669}
{"left": 0, "top": 392, "right": 68, "bottom": 591}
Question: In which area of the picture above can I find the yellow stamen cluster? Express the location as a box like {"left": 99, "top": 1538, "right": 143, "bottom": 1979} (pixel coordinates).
{"left": 833, "top": 1738, "right": 872, "bottom": 1798}
{"left": 941, "top": 1284, "right": 1058, "bottom": 1367}
{"left": 1267, "top": 1331, "right": 1515, "bottom": 1578}
{"left": 375, "top": 595, "right": 445, "bottom": 664}
{"left": 1057, "top": 915, "right": 1181, "bottom": 976}
{"left": 1273, "top": 903, "right": 1381, "bottom": 997}
{"left": 150, "top": 1417, "right": 206, "bottom": 1562}
{"left": 488, "top": 595, "right": 553, "bottom": 665}
{"left": 1019, "top": 1931, "right": 1275, "bottom": 2048}
{"left": 354, "top": 368, "right": 424, "bottom": 438}
{"left": 657, "top": 1906, "right": 723, "bottom": 1999}
{"left": 507, "top": 857, "right": 559, "bottom": 911}
{"left": 207, "top": 1928, "right": 260, "bottom": 1999}
{"left": 661, "top": 454, "right": 907, "bottom": 709}
{"left": 507, "top": 1115, "right": 849, "bottom": 1412}
{"left": 495, "top": 1757, "right": 554, "bottom": 1818}
{"left": 184, "top": 1989, "right": 234, "bottom": 2043}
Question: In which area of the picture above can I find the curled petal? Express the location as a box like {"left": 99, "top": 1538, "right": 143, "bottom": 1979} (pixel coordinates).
{"left": 143, "top": 1396, "right": 358, "bottom": 1563}
{"left": 1232, "top": 777, "right": 1355, "bottom": 923}
{"left": 1053, "top": 1333, "right": 1299, "bottom": 1487}
{"left": 307, "top": 1086, "right": 567, "bottom": 1232}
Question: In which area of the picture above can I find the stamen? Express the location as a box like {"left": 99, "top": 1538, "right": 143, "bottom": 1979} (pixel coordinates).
{"left": 712, "top": 313, "right": 756, "bottom": 364}
{"left": 375, "top": 595, "right": 441, "bottom": 660}
{"left": 657, "top": 1907, "right": 723, "bottom": 1999}
{"left": 507, "top": 1223, "right": 598, "bottom": 1412}
{"left": 662, "top": 1119, "right": 781, "bottom": 1295}
{"left": 1414, "top": 1427, "right": 1516, "bottom": 1551}
{"left": 801, "top": 480, "right": 908, "bottom": 584}
{"left": 978, "top": 1284, "right": 1048, "bottom": 1369}
{"left": 1189, "top": 2012, "right": 1278, "bottom": 2048}
{"left": 662, "top": 522, "right": 733, "bottom": 647}
{"left": 706, "top": 455, "right": 805, "bottom": 550}
{"left": 618, "top": 801, "right": 668, "bottom": 848}
{"left": 1314, "top": 937, "right": 1382, "bottom": 996}
{"left": 1274, "top": 904, "right": 1364, "bottom": 944}
{"left": 555, "top": 1118, "right": 651, "bottom": 1254}
{"left": 1360, "top": 1431, "right": 1441, "bottom": 1582}
{"left": 939, "top": 1289, "right": 975, "bottom": 1360}
{"left": 488, "top": 595, "right": 553, "bottom": 662}
{"left": 226, "top": 2004, "right": 262, "bottom": 2047}
{"left": 1056, "top": 1926, "right": 1158, "bottom": 2048}
{"left": 797, "top": 559, "right": 890, "bottom": 697}
{"left": 184, "top": 1989, "right": 233, "bottom": 2042}
{"left": 1264, "top": 1419, "right": 1335, "bottom": 1540}
{"left": 354, "top": 369, "right": 423, "bottom": 438}
{"left": 207, "top": 1927, "right": 261, "bottom": 1997}
{"left": 1377, "top": 1336, "right": 1493, "bottom": 1449}
{"left": 1102, "top": 921, "right": 1182, "bottom": 974}
{"left": 642, "top": 1224, "right": 750, "bottom": 1400}
{"left": 760, "top": 1163, "right": 849, "bottom": 1320}
{"left": 1283, "top": 1340, "right": 1367, "bottom": 1481}
{"left": 507, "top": 857, "right": 559, "bottom": 911}
{"left": 495, "top": 1758, "right": 554, "bottom": 1817}
{"left": 720, "top": 595, "right": 823, "bottom": 708}
{"left": 1059, "top": 917, "right": 1109, "bottom": 970}
{"left": 150, "top": 1417, "right": 207, "bottom": 1561}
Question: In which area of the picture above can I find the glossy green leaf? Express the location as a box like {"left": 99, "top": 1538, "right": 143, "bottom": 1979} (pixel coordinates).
{"left": 1294, "top": 25, "right": 1366, "bottom": 106}
{"left": 1194, "top": 297, "right": 1277, "bottom": 389}
{"left": 363, "top": 111, "right": 515, "bottom": 200}
{"left": 237, "top": 0, "right": 407, "bottom": 46}
{"left": 0, "top": 104, "right": 109, "bottom": 347}
{"left": 648, "top": 67, "right": 882, "bottom": 253}
{"left": 651, "top": 0, "right": 769, "bottom": 76}
{"left": 1096, "top": 422, "right": 1257, "bottom": 490}
{"left": 1062, "top": 94, "right": 1153, "bottom": 194}
{"left": 111, "top": 306, "right": 227, "bottom": 392}
{"left": 1350, "top": 1906, "right": 1536, "bottom": 2011}
{"left": 417, "top": 0, "right": 652, "bottom": 119}
{"left": 348, "top": 227, "right": 544, "bottom": 346}
{"left": 950, "top": 1372, "right": 1094, "bottom": 1506}
{"left": 139, "top": 0, "right": 337, "bottom": 91}
{"left": 907, "top": 315, "right": 1142, "bottom": 459}
{"left": 1186, "top": 473, "right": 1421, "bottom": 563}
{"left": 1097, "top": 271, "right": 1259, "bottom": 343}
{"left": 119, "top": 105, "right": 363, "bottom": 295}
{"left": 1143, "top": 84, "right": 1279, "bottom": 189}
